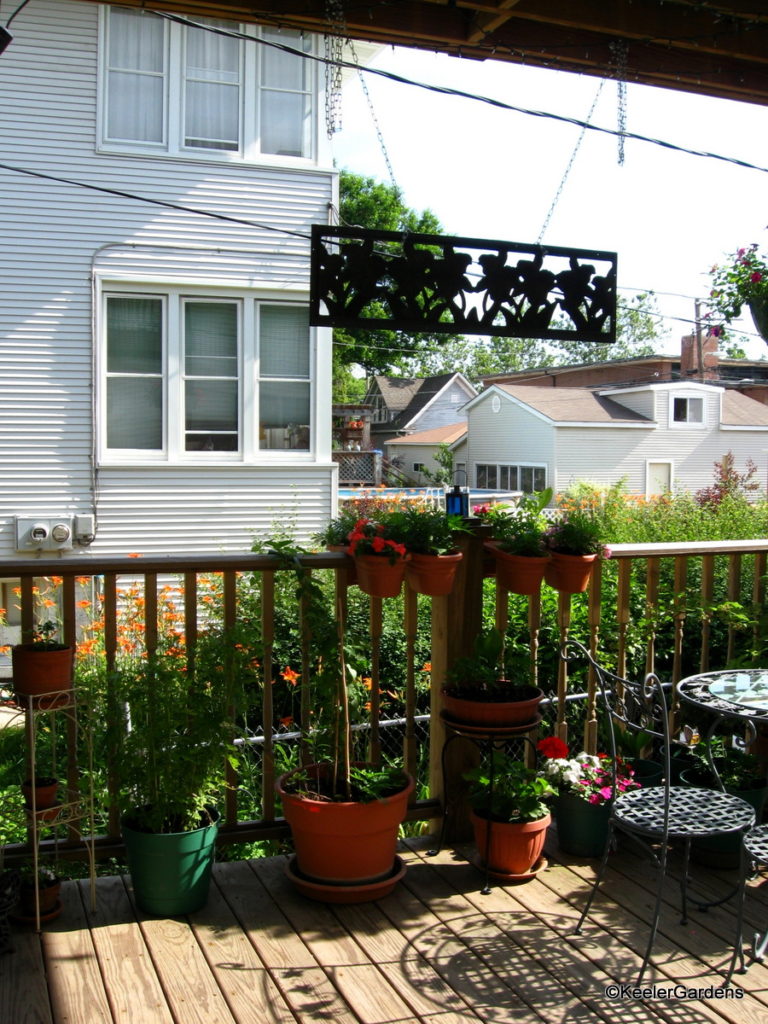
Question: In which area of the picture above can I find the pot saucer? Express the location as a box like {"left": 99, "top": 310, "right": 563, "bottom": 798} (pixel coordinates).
{"left": 471, "top": 855, "right": 548, "bottom": 885}
{"left": 285, "top": 854, "right": 406, "bottom": 903}
{"left": 440, "top": 712, "right": 542, "bottom": 736}
{"left": 12, "top": 899, "right": 63, "bottom": 925}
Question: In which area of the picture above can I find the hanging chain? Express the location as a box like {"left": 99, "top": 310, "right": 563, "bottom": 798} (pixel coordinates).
{"left": 348, "top": 39, "right": 399, "bottom": 191}
{"left": 537, "top": 80, "right": 604, "bottom": 243}
{"left": 609, "top": 39, "right": 629, "bottom": 166}
{"left": 324, "top": 0, "right": 346, "bottom": 138}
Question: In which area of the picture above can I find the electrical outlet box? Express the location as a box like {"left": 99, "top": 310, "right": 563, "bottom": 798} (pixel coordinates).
{"left": 15, "top": 516, "right": 74, "bottom": 552}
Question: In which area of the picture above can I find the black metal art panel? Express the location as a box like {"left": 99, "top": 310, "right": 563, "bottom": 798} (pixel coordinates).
{"left": 310, "top": 225, "right": 617, "bottom": 342}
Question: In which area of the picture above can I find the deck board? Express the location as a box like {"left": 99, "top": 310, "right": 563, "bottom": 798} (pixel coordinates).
{"left": 3, "top": 835, "right": 768, "bottom": 1024}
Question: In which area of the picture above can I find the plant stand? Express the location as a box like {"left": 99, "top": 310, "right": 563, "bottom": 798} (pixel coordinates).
{"left": 429, "top": 713, "right": 542, "bottom": 893}
{"left": 1, "top": 687, "right": 97, "bottom": 931}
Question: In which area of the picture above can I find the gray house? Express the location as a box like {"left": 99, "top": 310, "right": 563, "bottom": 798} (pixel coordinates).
{"left": 365, "top": 373, "right": 476, "bottom": 448}
{"left": 463, "top": 381, "right": 768, "bottom": 497}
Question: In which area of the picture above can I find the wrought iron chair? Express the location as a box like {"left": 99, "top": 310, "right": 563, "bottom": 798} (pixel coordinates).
{"left": 564, "top": 641, "right": 756, "bottom": 985}
{"left": 726, "top": 825, "right": 768, "bottom": 982}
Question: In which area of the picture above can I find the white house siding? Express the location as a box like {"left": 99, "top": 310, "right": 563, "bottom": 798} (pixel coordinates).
{"left": 409, "top": 380, "right": 472, "bottom": 431}
{"left": 386, "top": 443, "right": 443, "bottom": 484}
{"left": 466, "top": 398, "right": 556, "bottom": 489}
{"left": 0, "top": 1, "right": 336, "bottom": 559}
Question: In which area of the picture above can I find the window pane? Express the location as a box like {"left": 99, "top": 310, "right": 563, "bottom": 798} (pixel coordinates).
{"left": 108, "top": 72, "right": 164, "bottom": 143}
{"left": 259, "top": 381, "right": 310, "bottom": 449}
{"left": 107, "top": 10, "right": 164, "bottom": 143}
{"left": 520, "top": 467, "right": 534, "bottom": 493}
{"left": 184, "top": 302, "right": 238, "bottom": 377}
{"left": 476, "top": 465, "right": 487, "bottom": 488}
{"left": 107, "top": 297, "right": 162, "bottom": 374}
{"left": 185, "top": 380, "right": 238, "bottom": 430}
{"left": 486, "top": 465, "right": 498, "bottom": 489}
{"left": 499, "top": 465, "right": 509, "bottom": 490}
{"left": 261, "top": 29, "right": 308, "bottom": 90}
{"left": 185, "top": 21, "right": 240, "bottom": 150}
{"left": 261, "top": 89, "right": 310, "bottom": 156}
{"left": 673, "top": 397, "right": 686, "bottom": 422}
{"left": 533, "top": 467, "right": 546, "bottom": 491}
{"left": 689, "top": 397, "right": 703, "bottom": 422}
{"left": 109, "top": 9, "right": 164, "bottom": 72}
{"left": 509, "top": 466, "right": 518, "bottom": 490}
{"left": 260, "top": 306, "right": 309, "bottom": 377}
{"left": 107, "top": 377, "right": 162, "bottom": 449}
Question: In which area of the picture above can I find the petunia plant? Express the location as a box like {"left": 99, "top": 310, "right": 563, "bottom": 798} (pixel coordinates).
{"left": 536, "top": 738, "right": 639, "bottom": 805}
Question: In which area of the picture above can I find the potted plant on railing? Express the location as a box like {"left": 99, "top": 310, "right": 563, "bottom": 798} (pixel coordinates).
{"left": 346, "top": 513, "right": 410, "bottom": 598}
{"left": 442, "top": 627, "right": 544, "bottom": 728}
{"left": 706, "top": 243, "right": 768, "bottom": 340}
{"left": 109, "top": 650, "right": 240, "bottom": 915}
{"left": 537, "top": 737, "right": 639, "bottom": 857}
{"left": 544, "top": 504, "right": 609, "bottom": 594}
{"left": 12, "top": 620, "right": 74, "bottom": 709}
{"left": 273, "top": 550, "right": 414, "bottom": 902}
{"left": 396, "top": 504, "right": 467, "bottom": 596}
{"left": 479, "top": 489, "right": 552, "bottom": 595}
{"left": 680, "top": 736, "right": 767, "bottom": 867}
{"left": 463, "top": 751, "right": 554, "bottom": 880}
{"left": 314, "top": 508, "right": 360, "bottom": 584}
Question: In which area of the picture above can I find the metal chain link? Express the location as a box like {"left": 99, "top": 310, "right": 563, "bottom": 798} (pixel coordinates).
{"left": 349, "top": 39, "right": 399, "bottom": 191}
{"left": 324, "top": 0, "right": 345, "bottom": 138}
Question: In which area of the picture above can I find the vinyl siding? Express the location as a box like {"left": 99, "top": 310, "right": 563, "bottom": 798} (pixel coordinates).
{"left": 466, "top": 396, "right": 556, "bottom": 490}
{"left": 0, "top": 1, "right": 336, "bottom": 559}
{"left": 409, "top": 381, "right": 472, "bottom": 431}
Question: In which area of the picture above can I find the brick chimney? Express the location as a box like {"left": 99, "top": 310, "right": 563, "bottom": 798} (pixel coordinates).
{"left": 680, "top": 333, "right": 719, "bottom": 379}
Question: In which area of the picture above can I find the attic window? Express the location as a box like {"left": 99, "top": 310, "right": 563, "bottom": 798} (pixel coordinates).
{"left": 671, "top": 395, "right": 704, "bottom": 426}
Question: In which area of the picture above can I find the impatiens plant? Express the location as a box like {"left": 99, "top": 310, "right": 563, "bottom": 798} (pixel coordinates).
{"left": 536, "top": 739, "right": 639, "bottom": 805}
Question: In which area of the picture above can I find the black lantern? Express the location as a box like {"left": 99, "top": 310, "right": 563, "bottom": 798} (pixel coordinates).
{"left": 445, "top": 470, "right": 470, "bottom": 518}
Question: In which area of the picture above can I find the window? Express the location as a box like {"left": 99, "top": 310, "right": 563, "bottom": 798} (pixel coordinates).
{"left": 101, "top": 8, "right": 313, "bottom": 161}
{"left": 413, "top": 462, "right": 425, "bottom": 473}
{"left": 476, "top": 463, "right": 546, "bottom": 493}
{"left": 102, "top": 288, "right": 311, "bottom": 461}
{"left": 671, "top": 394, "right": 704, "bottom": 425}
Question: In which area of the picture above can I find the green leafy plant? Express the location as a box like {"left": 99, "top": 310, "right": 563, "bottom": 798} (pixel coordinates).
{"left": 346, "top": 513, "right": 409, "bottom": 563}
{"left": 688, "top": 737, "right": 765, "bottom": 791}
{"left": 545, "top": 504, "right": 606, "bottom": 556}
{"left": 464, "top": 752, "right": 554, "bottom": 823}
{"left": 26, "top": 621, "right": 68, "bottom": 651}
{"left": 391, "top": 504, "right": 468, "bottom": 555}
{"left": 479, "top": 489, "right": 553, "bottom": 556}
{"left": 444, "top": 627, "right": 534, "bottom": 700}
{"left": 313, "top": 508, "right": 360, "bottom": 548}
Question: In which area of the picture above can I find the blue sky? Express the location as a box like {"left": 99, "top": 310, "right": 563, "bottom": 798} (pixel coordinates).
{"left": 331, "top": 46, "right": 768, "bottom": 360}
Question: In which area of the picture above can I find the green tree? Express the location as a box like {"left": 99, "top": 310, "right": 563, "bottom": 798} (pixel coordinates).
{"left": 333, "top": 171, "right": 462, "bottom": 388}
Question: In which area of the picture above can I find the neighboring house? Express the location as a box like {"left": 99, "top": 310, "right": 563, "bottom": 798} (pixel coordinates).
{"left": 0, "top": 2, "right": 345, "bottom": 560}
{"left": 464, "top": 381, "right": 768, "bottom": 498}
{"left": 365, "top": 373, "right": 476, "bottom": 447}
{"left": 481, "top": 335, "right": 768, "bottom": 406}
{"left": 384, "top": 422, "right": 467, "bottom": 485}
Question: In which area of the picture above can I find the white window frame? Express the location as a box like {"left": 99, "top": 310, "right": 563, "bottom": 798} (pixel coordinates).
{"left": 97, "top": 7, "right": 318, "bottom": 165}
{"left": 475, "top": 463, "right": 547, "bottom": 493}
{"left": 96, "top": 281, "right": 315, "bottom": 466}
{"left": 669, "top": 392, "right": 706, "bottom": 428}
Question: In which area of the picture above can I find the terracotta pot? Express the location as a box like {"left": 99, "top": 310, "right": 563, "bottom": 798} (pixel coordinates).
{"left": 19, "top": 878, "right": 61, "bottom": 917}
{"left": 354, "top": 554, "right": 409, "bottom": 598}
{"left": 441, "top": 686, "right": 543, "bottom": 729}
{"left": 277, "top": 764, "right": 414, "bottom": 889}
{"left": 406, "top": 551, "right": 463, "bottom": 596}
{"left": 544, "top": 552, "right": 597, "bottom": 594}
{"left": 21, "top": 777, "right": 59, "bottom": 811}
{"left": 11, "top": 645, "right": 74, "bottom": 708}
{"left": 327, "top": 544, "right": 357, "bottom": 586}
{"left": 484, "top": 542, "right": 548, "bottom": 595}
{"left": 470, "top": 810, "right": 551, "bottom": 876}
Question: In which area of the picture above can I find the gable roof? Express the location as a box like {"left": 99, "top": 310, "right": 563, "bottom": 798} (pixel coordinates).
{"left": 384, "top": 422, "right": 467, "bottom": 446}
{"left": 370, "top": 373, "right": 476, "bottom": 431}
{"left": 492, "top": 385, "right": 652, "bottom": 424}
{"left": 722, "top": 390, "right": 768, "bottom": 427}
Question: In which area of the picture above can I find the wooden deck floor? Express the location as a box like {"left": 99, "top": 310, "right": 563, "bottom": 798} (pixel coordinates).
{"left": 3, "top": 834, "right": 768, "bottom": 1024}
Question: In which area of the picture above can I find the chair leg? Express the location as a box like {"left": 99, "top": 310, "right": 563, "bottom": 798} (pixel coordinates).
{"left": 574, "top": 823, "right": 613, "bottom": 935}
{"left": 724, "top": 842, "right": 749, "bottom": 984}
{"left": 636, "top": 839, "right": 669, "bottom": 986}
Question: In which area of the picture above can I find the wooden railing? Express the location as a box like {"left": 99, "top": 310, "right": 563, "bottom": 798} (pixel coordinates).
{"left": 2, "top": 533, "right": 767, "bottom": 864}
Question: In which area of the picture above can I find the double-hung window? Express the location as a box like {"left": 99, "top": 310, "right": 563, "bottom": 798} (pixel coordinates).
{"left": 670, "top": 393, "right": 705, "bottom": 427}
{"left": 101, "top": 7, "right": 314, "bottom": 160}
{"left": 476, "top": 463, "right": 547, "bottom": 493}
{"left": 102, "top": 288, "right": 311, "bottom": 461}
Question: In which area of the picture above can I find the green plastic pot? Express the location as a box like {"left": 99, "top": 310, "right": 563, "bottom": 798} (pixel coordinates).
{"left": 552, "top": 792, "right": 611, "bottom": 858}
{"left": 122, "top": 808, "right": 220, "bottom": 915}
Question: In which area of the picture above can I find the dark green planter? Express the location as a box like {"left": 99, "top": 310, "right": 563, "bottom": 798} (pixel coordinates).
{"left": 552, "top": 792, "right": 611, "bottom": 857}
{"left": 122, "top": 809, "right": 220, "bottom": 915}
{"left": 658, "top": 744, "right": 697, "bottom": 785}
{"left": 749, "top": 299, "right": 768, "bottom": 341}
{"left": 630, "top": 758, "right": 664, "bottom": 788}
{"left": 679, "top": 769, "right": 766, "bottom": 868}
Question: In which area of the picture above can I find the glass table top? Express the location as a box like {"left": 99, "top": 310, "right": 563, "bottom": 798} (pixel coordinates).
{"left": 680, "top": 669, "right": 768, "bottom": 716}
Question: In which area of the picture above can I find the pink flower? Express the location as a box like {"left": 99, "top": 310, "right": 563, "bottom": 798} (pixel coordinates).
{"left": 751, "top": 271, "right": 763, "bottom": 283}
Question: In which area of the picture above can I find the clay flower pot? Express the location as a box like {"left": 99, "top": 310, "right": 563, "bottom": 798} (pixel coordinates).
{"left": 470, "top": 810, "right": 551, "bottom": 878}
{"left": 484, "top": 542, "right": 549, "bottom": 596}
{"left": 441, "top": 685, "right": 544, "bottom": 729}
{"left": 544, "top": 552, "right": 597, "bottom": 594}
{"left": 406, "top": 551, "right": 463, "bottom": 596}
{"left": 354, "top": 554, "right": 410, "bottom": 598}
{"left": 21, "top": 776, "right": 59, "bottom": 816}
{"left": 11, "top": 645, "right": 74, "bottom": 708}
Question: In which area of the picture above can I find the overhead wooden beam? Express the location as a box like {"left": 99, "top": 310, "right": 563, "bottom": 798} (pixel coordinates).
{"left": 468, "top": 0, "right": 524, "bottom": 45}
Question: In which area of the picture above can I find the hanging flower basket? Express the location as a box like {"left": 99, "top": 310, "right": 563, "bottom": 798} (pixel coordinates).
{"left": 406, "top": 551, "right": 463, "bottom": 596}
{"left": 749, "top": 299, "right": 768, "bottom": 340}
{"left": 544, "top": 551, "right": 597, "bottom": 594}
{"left": 484, "top": 542, "right": 548, "bottom": 595}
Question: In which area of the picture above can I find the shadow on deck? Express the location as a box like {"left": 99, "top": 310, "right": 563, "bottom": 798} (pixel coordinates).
{"left": 3, "top": 835, "right": 767, "bottom": 1024}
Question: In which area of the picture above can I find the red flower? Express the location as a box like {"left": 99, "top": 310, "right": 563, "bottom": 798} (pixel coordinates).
{"left": 751, "top": 271, "right": 763, "bottom": 283}
{"left": 537, "top": 736, "right": 569, "bottom": 759}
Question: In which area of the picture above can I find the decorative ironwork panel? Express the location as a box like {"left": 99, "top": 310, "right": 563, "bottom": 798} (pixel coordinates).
{"left": 310, "top": 225, "right": 617, "bottom": 342}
